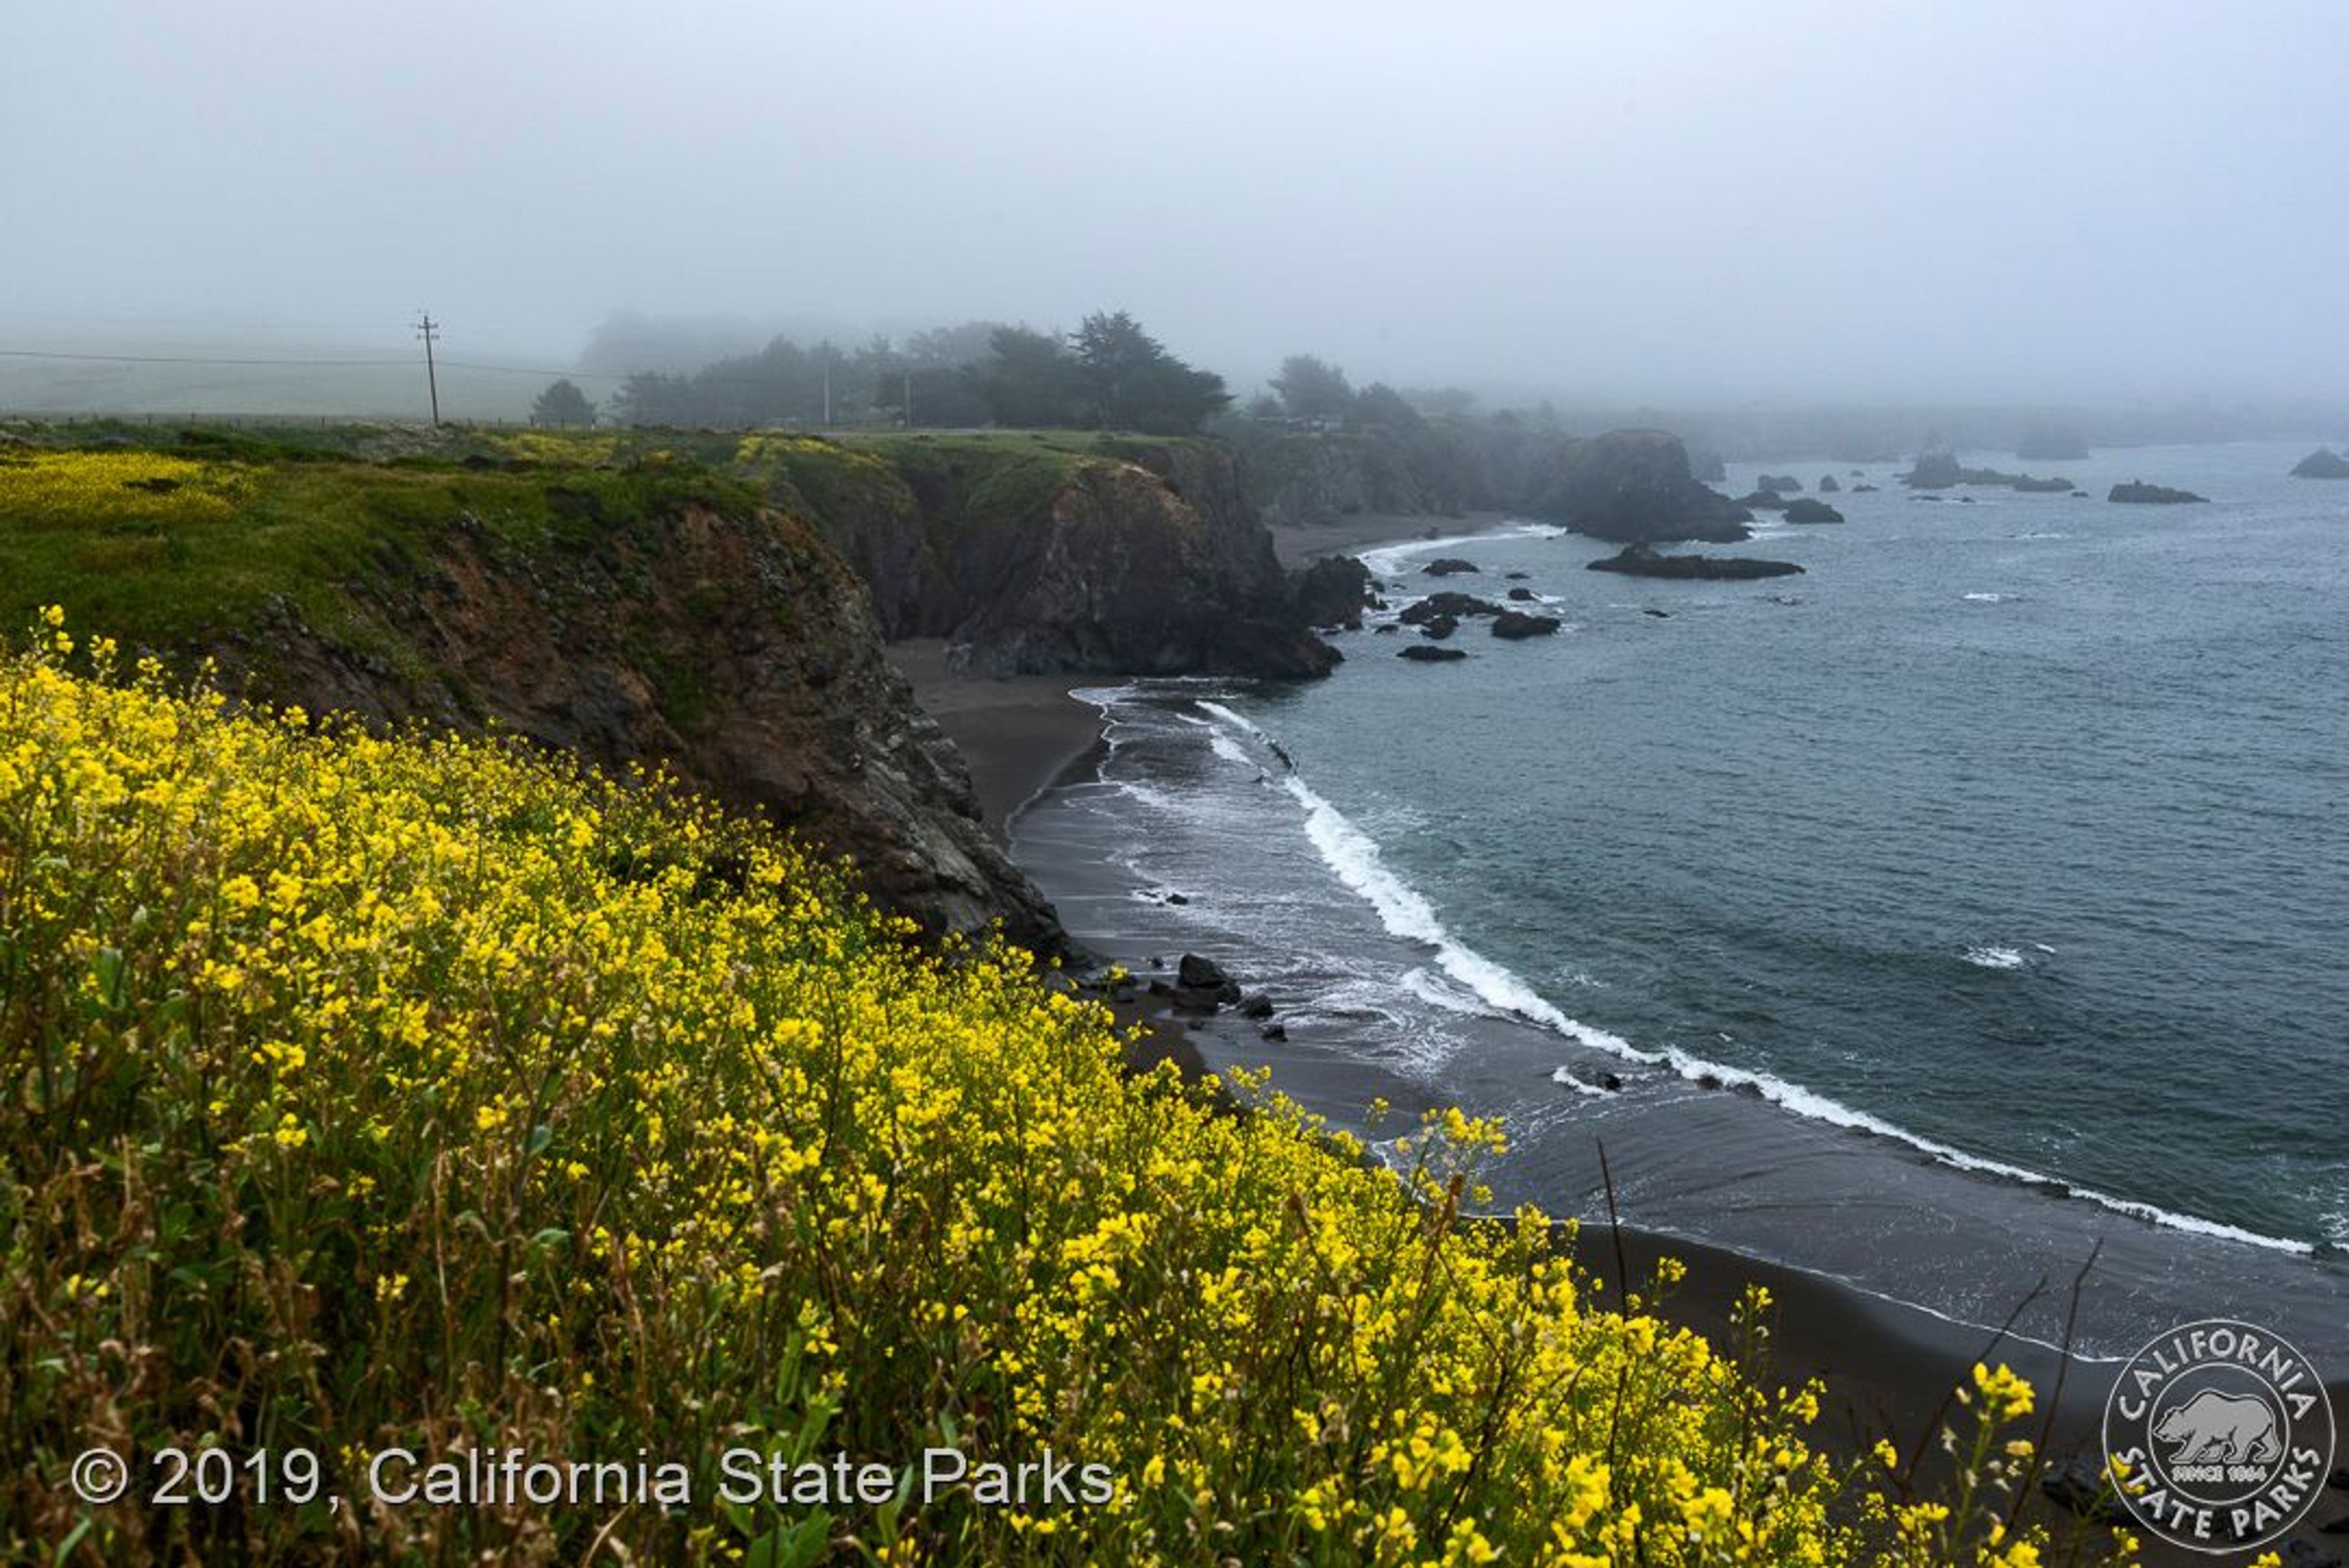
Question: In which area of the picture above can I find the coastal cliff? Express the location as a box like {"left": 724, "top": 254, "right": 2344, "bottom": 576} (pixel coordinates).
{"left": 1238, "top": 427, "right": 1483, "bottom": 528}
{"left": 751, "top": 432, "right": 1340, "bottom": 678}
{"left": 0, "top": 426, "right": 1063, "bottom": 948}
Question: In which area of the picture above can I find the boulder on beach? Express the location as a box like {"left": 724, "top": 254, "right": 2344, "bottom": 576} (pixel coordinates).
{"left": 1781, "top": 498, "right": 1844, "bottom": 523}
{"left": 1178, "top": 953, "right": 1237, "bottom": 992}
{"left": 1398, "top": 645, "right": 1469, "bottom": 662}
{"left": 2109, "top": 481, "right": 2206, "bottom": 504}
{"left": 2291, "top": 446, "right": 2349, "bottom": 478}
{"left": 1587, "top": 541, "right": 1804, "bottom": 580}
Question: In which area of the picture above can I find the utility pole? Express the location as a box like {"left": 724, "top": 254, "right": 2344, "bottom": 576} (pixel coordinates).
{"left": 904, "top": 368, "right": 913, "bottom": 429}
{"left": 414, "top": 312, "right": 441, "bottom": 426}
{"left": 822, "top": 357, "right": 832, "bottom": 427}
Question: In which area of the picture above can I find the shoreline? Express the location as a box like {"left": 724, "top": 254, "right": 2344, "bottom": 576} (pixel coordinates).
{"left": 894, "top": 519, "right": 2349, "bottom": 1561}
{"left": 1267, "top": 509, "right": 1511, "bottom": 570}
{"left": 885, "top": 638, "right": 1107, "bottom": 837}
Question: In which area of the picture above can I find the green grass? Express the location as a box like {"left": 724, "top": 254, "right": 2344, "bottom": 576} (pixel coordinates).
{"left": 0, "top": 424, "right": 760, "bottom": 655}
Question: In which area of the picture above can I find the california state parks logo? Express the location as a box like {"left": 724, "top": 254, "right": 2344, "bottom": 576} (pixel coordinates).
{"left": 2104, "top": 1318, "right": 2336, "bottom": 1553}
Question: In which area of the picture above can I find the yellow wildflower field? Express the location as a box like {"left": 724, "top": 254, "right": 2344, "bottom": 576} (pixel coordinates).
{"left": 0, "top": 623, "right": 2126, "bottom": 1566}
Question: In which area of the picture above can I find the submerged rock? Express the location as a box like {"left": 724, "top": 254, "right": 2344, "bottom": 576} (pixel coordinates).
{"left": 1399, "top": 591, "right": 1503, "bottom": 624}
{"left": 1588, "top": 541, "right": 1803, "bottom": 580}
{"left": 1490, "top": 609, "right": 1562, "bottom": 639}
{"left": 2109, "top": 481, "right": 2207, "bottom": 504}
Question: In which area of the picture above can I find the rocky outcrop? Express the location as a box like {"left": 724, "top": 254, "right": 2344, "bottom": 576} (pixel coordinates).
{"left": 213, "top": 497, "right": 1066, "bottom": 953}
{"left": 1734, "top": 490, "right": 1794, "bottom": 511}
{"left": 1423, "top": 557, "right": 1482, "bottom": 576}
{"left": 1490, "top": 610, "right": 1562, "bottom": 638}
{"left": 1587, "top": 541, "right": 1803, "bottom": 580}
{"left": 2292, "top": 447, "right": 2349, "bottom": 478}
{"left": 1904, "top": 453, "right": 2074, "bottom": 492}
{"left": 1399, "top": 591, "right": 1504, "bottom": 623}
{"left": 1817, "top": 475, "right": 1841, "bottom": 493}
{"left": 1293, "top": 554, "right": 1376, "bottom": 628}
{"left": 1398, "top": 645, "right": 1468, "bottom": 662}
{"left": 1529, "top": 429, "right": 1754, "bottom": 544}
{"left": 1781, "top": 498, "right": 1845, "bottom": 523}
{"left": 795, "top": 438, "right": 1339, "bottom": 679}
{"left": 2109, "top": 481, "right": 2206, "bottom": 504}
{"left": 1757, "top": 475, "right": 1803, "bottom": 494}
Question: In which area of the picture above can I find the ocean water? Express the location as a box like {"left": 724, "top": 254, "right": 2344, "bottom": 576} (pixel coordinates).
{"left": 1013, "top": 439, "right": 2349, "bottom": 1363}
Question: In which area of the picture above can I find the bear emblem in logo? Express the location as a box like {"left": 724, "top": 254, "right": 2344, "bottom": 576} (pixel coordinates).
{"left": 2104, "top": 1318, "right": 2335, "bottom": 1554}
{"left": 2153, "top": 1390, "right": 2280, "bottom": 1466}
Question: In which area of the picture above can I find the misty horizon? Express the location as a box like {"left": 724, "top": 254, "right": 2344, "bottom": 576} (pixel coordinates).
{"left": 9, "top": 1, "right": 2347, "bottom": 411}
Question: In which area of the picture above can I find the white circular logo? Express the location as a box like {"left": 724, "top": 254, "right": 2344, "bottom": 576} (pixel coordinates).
{"left": 2102, "top": 1318, "right": 2335, "bottom": 1554}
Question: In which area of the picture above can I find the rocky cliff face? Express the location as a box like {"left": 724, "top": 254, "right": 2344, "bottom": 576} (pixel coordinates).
{"left": 1528, "top": 429, "right": 1754, "bottom": 544}
{"left": 1241, "top": 430, "right": 1480, "bottom": 528}
{"left": 212, "top": 500, "right": 1065, "bottom": 952}
{"left": 778, "top": 438, "right": 1339, "bottom": 678}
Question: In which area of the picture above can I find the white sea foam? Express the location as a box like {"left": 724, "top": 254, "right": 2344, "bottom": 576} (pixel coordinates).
{"left": 1961, "top": 592, "right": 2013, "bottom": 603}
{"left": 1274, "top": 765, "right": 1660, "bottom": 1063}
{"left": 1962, "top": 945, "right": 2027, "bottom": 970}
{"left": 1170, "top": 693, "right": 2319, "bottom": 1259}
{"left": 1206, "top": 731, "right": 1253, "bottom": 769}
{"left": 1400, "top": 966, "right": 1493, "bottom": 1016}
{"left": 1548, "top": 1065, "right": 1614, "bottom": 1099}
{"left": 1650, "top": 1048, "right": 2314, "bottom": 1254}
{"left": 1356, "top": 520, "right": 1565, "bottom": 580}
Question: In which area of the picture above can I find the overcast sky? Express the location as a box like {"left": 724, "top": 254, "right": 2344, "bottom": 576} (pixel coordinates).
{"left": 7, "top": 0, "right": 2345, "bottom": 404}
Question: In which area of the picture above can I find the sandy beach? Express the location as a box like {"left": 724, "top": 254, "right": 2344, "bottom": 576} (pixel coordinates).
{"left": 885, "top": 638, "right": 1107, "bottom": 837}
{"left": 889, "top": 522, "right": 2349, "bottom": 1564}
{"left": 1266, "top": 510, "right": 1511, "bottom": 570}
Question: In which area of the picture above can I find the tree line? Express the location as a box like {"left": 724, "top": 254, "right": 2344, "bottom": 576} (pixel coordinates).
{"left": 533, "top": 312, "right": 1230, "bottom": 434}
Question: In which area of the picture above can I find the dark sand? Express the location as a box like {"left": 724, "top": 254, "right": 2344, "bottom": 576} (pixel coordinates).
{"left": 889, "top": 530, "right": 2349, "bottom": 1561}
{"left": 886, "top": 638, "right": 1107, "bottom": 837}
